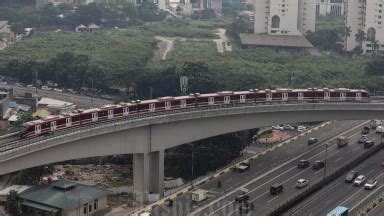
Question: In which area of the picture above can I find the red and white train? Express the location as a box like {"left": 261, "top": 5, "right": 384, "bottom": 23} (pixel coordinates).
{"left": 20, "top": 88, "right": 369, "bottom": 139}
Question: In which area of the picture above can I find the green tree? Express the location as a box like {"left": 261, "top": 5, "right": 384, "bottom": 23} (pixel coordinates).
{"left": 371, "top": 40, "right": 380, "bottom": 55}
{"left": 365, "top": 55, "right": 384, "bottom": 76}
{"left": 226, "top": 15, "right": 253, "bottom": 44}
{"left": 5, "top": 190, "right": 23, "bottom": 216}
{"left": 201, "top": 9, "right": 216, "bottom": 20}
{"left": 16, "top": 165, "right": 54, "bottom": 185}
{"left": 12, "top": 112, "right": 35, "bottom": 129}
{"left": 355, "top": 29, "right": 367, "bottom": 53}
{"left": 137, "top": 2, "right": 166, "bottom": 22}
{"left": 6, "top": 59, "right": 44, "bottom": 84}
{"left": 181, "top": 61, "right": 217, "bottom": 94}
{"left": 40, "top": 3, "right": 60, "bottom": 26}
{"left": 71, "top": 2, "right": 102, "bottom": 25}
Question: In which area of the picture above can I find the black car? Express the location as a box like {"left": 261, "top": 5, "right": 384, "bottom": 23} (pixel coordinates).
{"left": 362, "top": 126, "right": 370, "bottom": 134}
{"left": 235, "top": 194, "right": 249, "bottom": 203}
{"left": 308, "top": 138, "right": 318, "bottom": 145}
{"left": 298, "top": 160, "right": 310, "bottom": 168}
{"left": 313, "top": 160, "right": 325, "bottom": 170}
{"left": 270, "top": 184, "right": 284, "bottom": 195}
{"left": 345, "top": 171, "right": 359, "bottom": 183}
{"left": 364, "top": 140, "right": 374, "bottom": 149}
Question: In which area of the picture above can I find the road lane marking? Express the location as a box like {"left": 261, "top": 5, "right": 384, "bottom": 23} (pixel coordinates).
{"left": 349, "top": 185, "right": 384, "bottom": 211}
{"left": 190, "top": 121, "right": 368, "bottom": 216}
{"left": 267, "top": 195, "right": 279, "bottom": 203}
{"left": 335, "top": 157, "right": 343, "bottom": 162}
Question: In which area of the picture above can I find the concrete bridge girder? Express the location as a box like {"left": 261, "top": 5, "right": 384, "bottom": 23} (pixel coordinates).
{"left": 1, "top": 103, "right": 384, "bottom": 202}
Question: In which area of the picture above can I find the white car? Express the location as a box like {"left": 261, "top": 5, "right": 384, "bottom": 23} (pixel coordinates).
{"left": 54, "top": 88, "right": 63, "bottom": 92}
{"left": 376, "top": 126, "right": 383, "bottom": 134}
{"left": 354, "top": 175, "right": 366, "bottom": 186}
{"left": 41, "top": 86, "right": 51, "bottom": 90}
{"left": 298, "top": 126, "right": 307, "bottom": 132}
{"left": 296, "top": 179, "right": 308, "bottom": 188}
{"left": 284, "top": 124, "right": 295, "bottom": 130}
{"left": 27, "top": 85, "right": 36, "bottom": 89}
{"left": 365, "top": 180, "right": 378, "bottom": 190}
{"left": 272, "top": 124, "right": 284, "bottom": 130}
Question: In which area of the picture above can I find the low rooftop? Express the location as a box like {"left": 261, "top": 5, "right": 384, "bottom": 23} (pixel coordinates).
{"left": 239, "top": 34, "right": 314, "bottom": 48}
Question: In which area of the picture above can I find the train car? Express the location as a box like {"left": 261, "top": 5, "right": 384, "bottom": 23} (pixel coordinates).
{"left": 19, "top": 88, "right": 370, "bottom": 139}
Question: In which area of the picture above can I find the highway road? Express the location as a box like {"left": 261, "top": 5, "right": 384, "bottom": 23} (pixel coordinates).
{"left": 287, "top": 138, "right": 384, "bottom": 216}
{"left": 0, "top": 84, "right": 111, "bottom": 108}
{"left": 151, "top": 120, "right": 366, "bottom": 216}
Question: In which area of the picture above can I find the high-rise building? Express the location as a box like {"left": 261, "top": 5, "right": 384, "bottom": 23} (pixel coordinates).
{"left": 344, "top": 0, "right": 384, "bottom": 53}
{"left": 254, "top": 0, "right": 316, "bottom": 36}
{"left": 316, "top": 0, "right": 344, "bottom": 17}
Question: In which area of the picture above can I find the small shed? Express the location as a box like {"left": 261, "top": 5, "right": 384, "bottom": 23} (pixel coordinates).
{"left": 75, "top": 24, "right": 87, "bottom": 32}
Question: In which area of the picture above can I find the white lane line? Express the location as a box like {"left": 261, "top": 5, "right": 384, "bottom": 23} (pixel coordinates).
{"left": 349, "top": 185, "right": 384, "bottom": 211}
{"left": 334, "top": 157, "right": 343, "bottom": 163}
{"left": 190, "top": 121, "right": 368, "bottom": 216}
{"left": 267, "top": 195, "right": 279, "bottom": 203}
{"left": 224, "top": 178, "right": 233, "bottom": 183}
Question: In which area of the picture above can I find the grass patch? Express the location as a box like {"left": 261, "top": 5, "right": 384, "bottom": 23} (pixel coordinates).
{"left": 316, "top": 15, "right": 344, "bottom": 32}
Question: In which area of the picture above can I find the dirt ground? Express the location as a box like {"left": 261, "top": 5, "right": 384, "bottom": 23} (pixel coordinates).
{"left": 256, "top": 130, "right": 290, "bottom": 143}
{"left": 55, "top": 164, "right": 132, "bottom": 188}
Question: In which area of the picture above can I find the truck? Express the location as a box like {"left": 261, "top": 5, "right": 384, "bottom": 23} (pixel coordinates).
{"left": 370, "top": 120, "right": 382, "bottom": 129}
{"left": 191, "top": 189, "right": 208, "bottom": 202}
{"left": 337, "top": 136, "right": 349, "bottom": 148}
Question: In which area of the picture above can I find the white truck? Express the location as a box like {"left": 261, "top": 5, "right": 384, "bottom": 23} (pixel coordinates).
{"left": 191, "top": 189, "right": 208, "bottom": 202}
{"left": 370, "top": 120, "right": 382, "bottom": 129}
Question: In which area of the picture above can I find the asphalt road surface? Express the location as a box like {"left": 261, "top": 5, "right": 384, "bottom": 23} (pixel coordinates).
{"left": 151, "top": 120, "right": 366, "bottom": 216}
{"left": 287, "top": 138, "right": 384, "bottom": 216}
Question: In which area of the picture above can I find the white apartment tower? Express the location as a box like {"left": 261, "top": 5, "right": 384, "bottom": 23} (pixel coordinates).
{"left": 345, "top": 0, "right": 384, "bottom": 52}
{"left": 254, "top": 0, "right": 316, "bottom": 36}
{"left": 316, "top": 0, "right": 344, "bottom": 17}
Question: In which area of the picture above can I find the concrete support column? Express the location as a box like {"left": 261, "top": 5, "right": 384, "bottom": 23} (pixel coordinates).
{"left": 133, "top": 150, "right": 165, "bottom": 203}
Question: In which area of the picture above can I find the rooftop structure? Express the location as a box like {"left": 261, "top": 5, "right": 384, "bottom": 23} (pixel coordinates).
{"left": 316, "top": 0, "right": 344, "bottom": 16}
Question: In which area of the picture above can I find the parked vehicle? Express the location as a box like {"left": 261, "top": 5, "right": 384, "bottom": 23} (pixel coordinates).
{"left": 376, "top": 126, "right": 383, "bottom": 134}
{"left": 41, "top": 86, "right": 51, "bottom": 90}
{"left": 235, "top": 194, "right": 249, "bottom": 203}
{"left": 297, "top": 126, "right": 307, "bottom": 132}
{"left": 54, "top": 88, "right": 63, "bottom": 92}
{"left": 364, "top": 140, "right": 374, "bottom": 149}
{"left": 361, "top": 126, "right": 370, "bottom": 134}
{"left": 298, "top": 160, "right": 310, "bottom": 168}
{"left": 140, "top": 213, "right": 151, "bottom": 216}
{"left": 337, "top": 136, "right": 348, "bottom": 148}
{"left": 364, "top": 180, "right": 378, "bottom": 190}
{"left": 67, "top": 89, "right": 77, "bottom": 94}
{"left": 272, "top": 124, "right": 284, "bottom": 130}
{"left": 270, "top": 184, "right": 283, "bottom": 195}
{"left": 345, "top": 171, "right": 358, "bottom": 183}
{"left": 371, "top": 120, "right": 382, "bottom": 129}
{"left": 26, "top": 84, "right": 36, "bottom": 89}
{"left": 296, "top": 179, "right": 308, "bottom": 188}
{"left": 236, "top": 162, "right": 250, "bottom": 172}
{"left": 15, "top": 82, "right": 24, "bottom": 86}
{"left": 307, "top": 138, "right": 318, "bottom": 145}
{"left": 326, "top": 206, "right": 348, "bottom": 216}
{"left": 283, "top": 124, "right": 295, "bottom": 130}
{"left": 191, "top": 189, "right": 208, "bottom": 202}
{"left": 312, "top": 160, "right": 325, "bottom": 170}
{"left": 358, "top": 135, "right": 369, "bottom": 144}
{"left": 354, "top": 175, "right": 366, "bottom": 186}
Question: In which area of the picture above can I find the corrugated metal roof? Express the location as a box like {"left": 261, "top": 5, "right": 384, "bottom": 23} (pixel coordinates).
{"left": 239, "top": 34, "right": 314, "bottom": 48}
{"left": 20, "top": 180, "right": 110, "bottom": 210}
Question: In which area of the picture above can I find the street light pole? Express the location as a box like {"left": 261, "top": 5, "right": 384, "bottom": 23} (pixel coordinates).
{"left": 191, "top": 143, "right": 194, "bottom": 188}
{"left": 323, "top": 144, "right": 328, "bottom": 186}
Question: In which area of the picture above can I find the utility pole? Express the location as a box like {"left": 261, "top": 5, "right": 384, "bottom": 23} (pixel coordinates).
{"left": 191, "top": 143, "right": 194, "bottom": 188}
{"left": 35, "top": 69, "right": 38, "bottom": 95}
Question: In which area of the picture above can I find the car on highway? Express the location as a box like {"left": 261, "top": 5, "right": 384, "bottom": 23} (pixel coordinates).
{"left": 307, "top": 138, "right": 318, "bottom": 145}
{"left": 362, "top": 126, "right": 370, "bottom": 134}
{"left": 66, "top": 89, "right": 77, "bottom": 94}
{"left": 364, "top": 140, "right": 374, "bottom": 149}
{"left": 236, "top": 162, "right": 250, "bottom": 172}
{"left": 235, "top": 194, "right": 249, "bottom": 203}
{"left": 0, "top": 81, "right": 8, "bottom": 85}
{"left": 337, "top": 136, "right": 348, "bottom": 148}
{"left": 53, "top": 88, "right": 63, "bottom": 92}
{"left": 296, "top": 179, "right": 308, "bottom": 188}
{"left": 41, "top": 86, "right": 51, "bottom": 90}
{"left": 297, "top": 126, "right": 308, "bottom": 132}
{"left": 272, "top": 124, "right": 284, "bottom": 130}
{"left": 26, "top": 84, "right": 36, "bottom": 89}
{"left": 364, "top": 180, "right": 378, "bottom": 190}
{"left": 358, "top": 135, "right": 369, "bottom": 144}
{"left": 283, "top": 124, "right": 295, "bottom": 130}
{"left": 15, "top": 82, "right": 24, "bottom": 86}
{"left": 376, "top": 126, "right": 383, "bottom": 133}
{"left": 298, "top": 160, "right": 310, "bottom": 168}
{"left": 312, "top": 160, "right": 325, "bottom": 170}
{"left": 354, "top": 175, "right": 366, "bottom": 186}
{"left": 270, "top": 184, "right": 283, "bottom": 195}
{"left": 345, "top": 171, "right": 358, "bottom": 183}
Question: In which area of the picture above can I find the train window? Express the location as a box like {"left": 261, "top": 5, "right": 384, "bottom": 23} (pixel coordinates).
{"left": 304, "top": 92, "right": 313, "bottom": 98}
{"left": 314, "top": 92, "right": 324, "bottom": 98}
{"left": 215, "top": 96, "right": 224, "bottom": 102}
{"left": 57, "top": 119, "right": 66, "bottom": 126}
{"left": 156, "top": 102, "right": 164, "bottom": 108}
{"left": 272, "top": 93, "right": 281, "bottom": 99}
{"left": 346, "top": 92, "right": 355, "bottom": 97}
{"left": 115, "top": 108, "right": 123, "bottom": 114}
{"left": 72, "top": 115, "right": 81, "bottom": 122}
{"left": 165, "top": 101, "right": 171, "bottom": 109}
{"left": 240, "top": 95, "right": 246, "bottom": 103}
{"left": 186, "top": 99, "right": 195, "bottom": 104}
{"left": 171, "top": 100, "right": 179, "bottom": 107}
{"left": 256, "top": 93, "right": 265, "bottom": 99}
{"left": 149, "top": 103, "right": 155, "bottom": 112}
{"left": 288, "top": 92, "right": 297, "bottom": 98}
{"left": 129, "top": 106, "right": 138, "bottom": 112}
{"left": 138, "top": 104, "right": 148, "bottom": 111}
{"left": 41, "top": 122, "right": 50, "bottom": 129}
{"left": 27, "top": 126, "right": 34, "bottom": 133}
{"left": 98, "top": 111, "right": 107, "bottom": 117}
{"left": 81, "top": 113, "right": 92, "bottom": 120}
{"left": 330, "top": 92, "right": 339, "bottom": 97}
{"left": 198, "top": 97, "right": 208, "bottom": 104}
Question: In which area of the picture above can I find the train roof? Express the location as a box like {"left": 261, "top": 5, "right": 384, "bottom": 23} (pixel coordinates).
{"left": 81, "top": 108, "right": 101, "bottom": 113}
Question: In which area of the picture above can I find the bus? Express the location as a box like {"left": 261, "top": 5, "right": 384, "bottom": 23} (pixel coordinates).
{"left": 327, "top": 206, "right": 348, "bottom": 216}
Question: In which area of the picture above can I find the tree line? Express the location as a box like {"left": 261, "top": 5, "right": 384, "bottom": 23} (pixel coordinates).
{"left": 0, "top": 1, "right": 167, "bottom": 34}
